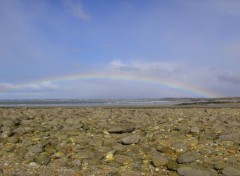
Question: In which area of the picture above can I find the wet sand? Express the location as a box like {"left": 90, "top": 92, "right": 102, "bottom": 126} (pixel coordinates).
{"left": 0, "top": 106, "right": 240, "bottom": 175}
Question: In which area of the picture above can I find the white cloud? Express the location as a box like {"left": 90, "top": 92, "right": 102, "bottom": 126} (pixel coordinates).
{"left": 110, "top": 59, "right": 182, "bottom": 72}
{"left": 218, "top": 73, "right": 240, "bottom": 84}
{"left": 0, "top": 81, "right": 58, "bottom": 93}
{"left": 63, "top": 0, "right": 90, "bottom": 21}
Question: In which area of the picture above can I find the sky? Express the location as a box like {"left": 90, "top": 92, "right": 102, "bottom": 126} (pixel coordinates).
{"left": 0, "top": 0, "right": 240, "bottom": 99}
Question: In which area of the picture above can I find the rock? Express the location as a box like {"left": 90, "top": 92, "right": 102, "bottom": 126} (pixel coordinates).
{"left": 157, "top": 146, "right": 175, "bottom": 155}
{"left": 171, "top": 142, "right": 188, "bottom": 153}
{"left": 28, "top": 145, "right": 44, "bottom": 153}
{"left": 108, "top": 123, "right": 135, "bottom": 134}
{"left": 16, "top": 148, "right": 28, "bottom": 156}
{"left": 219, "top": 133, "right": 240, "bottom": 142}
{"left": 190, "top": 127, "right": 200, "bottom": 133}
{"left": 72, "top": 159, "right": 82, "bottom": 167}
{"left": 115, "top": 155, "right": 133, "bottom": 165}
{"left": 151, "top": 153, "right": 168, "bottom": 167}
{"left": 177, "top": 167, "right": 210, "bottom": 176}
{"left": 35, "top": 154, "right": 51, "bottom": 165}
{"left": 13, "top": 127, "right": 26, "bottom": 136}
{"left": 214, "top": 162, "right": 228, "bottom": 170}
{"left": 177, "top": 152, "right": 196, "bottom": 164}
{"left": 1, "top": 131, "right": 13, "bottom": 138}
{"left": 120, "top": 135, "right": 140, "bottom": 145}
{"left": 8, "top": 136, "right": 20, "bottom": 143}
{"left": 222, "top": 167, "right": 240, "bottom": 176}
{"left": 22, "top": 138, "right": 34, "bottom": 147}
{"left": 105, "top": 151, "right": 115, "bottom": 161}
{"left": 167, "top": 160, "right": 179, "bottom": 171}
{"left": 29, "top": 162, "right": 38, "bottom": 167}
{"left": 2, "top": 119, "right": 18, "bottom": 127}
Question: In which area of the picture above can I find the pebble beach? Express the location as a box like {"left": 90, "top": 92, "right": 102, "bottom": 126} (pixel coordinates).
{"left": 0, "top": 106, "right": 240, "bottom": 176}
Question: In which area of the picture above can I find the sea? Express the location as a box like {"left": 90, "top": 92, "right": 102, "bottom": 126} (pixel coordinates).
{"left": 0, "top": 99, "right": 183, "bottom": 107}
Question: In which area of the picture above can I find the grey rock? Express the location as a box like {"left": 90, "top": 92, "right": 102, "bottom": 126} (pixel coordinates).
{"left": 115, "top": 155, "right": 133, "bottom": 165}
{"left": 72, "top": 159, "right": 82, "bottom": 167}
{"left": 1, "top": 131, "right": 13, "bottom": 138}
{"left": 13, "top": 127, "right": 26, "bottom": 136}
{"left": 222, "top": 167, "right": 240, "bottom": 176}
{"left": 171, "top": 142, "right": 188, "bottom": 153}
{"left": 8, "top": 136, "right": 20, "bottom": 143}
{"left": 28, "top": 145, "right": 44, "bottom": 153}
{"left": 177, "top": 167, "right": 210, "bottom": 176}
{"left": 167, "top": 160, "right": 179, "bottom": 171}
{"left": 35, "top": 154, "right": 51, "bottom": 165}
{"left": 214, "top": 162, "right": 229, "bottom": 170}
{"left": 190, "top": 127, "right": 200, "bottom": 133}
{"left": 108, "top": 124, "right": 135, "bottom": 134}
{"left": 219, "top": 133, "right": 240, "bottom": 142}
{"left": 151, "top": 154, "right": 168, "bottom": 167}
{"left": 2, "top": 119, "right": 18, "bottom": 127}
{"left": 16, "top": 148, "right": 28, "bottom": 156}
{"left": 177, "top": 152, "right": 196, "bottom": 164}
{"left": 120, "top": 135, "right": 140, "bottom": 145}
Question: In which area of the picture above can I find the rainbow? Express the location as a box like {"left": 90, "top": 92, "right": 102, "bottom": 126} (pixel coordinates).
{"left": 1, "top": 71, "right": 219, "bottom": 97}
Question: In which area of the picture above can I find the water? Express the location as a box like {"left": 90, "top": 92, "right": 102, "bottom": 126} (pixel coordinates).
{"left": 0, "top": 99, "right": 181, "bottom": 107}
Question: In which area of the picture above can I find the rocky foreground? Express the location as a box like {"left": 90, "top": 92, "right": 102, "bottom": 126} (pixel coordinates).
{"left": 0, "top": 107, "right": 240, "bottom": 176}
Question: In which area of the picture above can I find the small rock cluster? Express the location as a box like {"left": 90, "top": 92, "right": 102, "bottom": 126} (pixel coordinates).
{"left": 0, "top": 107, "right": 240, "bottom": 175}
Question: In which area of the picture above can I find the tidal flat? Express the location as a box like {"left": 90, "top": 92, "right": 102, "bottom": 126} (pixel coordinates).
{"left": 0, "top": 106, "right": 240, "bottom": 176}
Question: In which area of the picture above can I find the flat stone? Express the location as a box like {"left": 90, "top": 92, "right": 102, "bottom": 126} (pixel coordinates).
{"left": 222, "top": 167, "right": 240, "bottom": 176}
{"left": 115, "top": 155, "right": 133, "bottom": 165}
{"left": 214, "top": 162, "right": 229, "bottom": 170}
{"left": 190, "top": 127, "right": 200, "bottom": 133}
{"left": 13, "top": 127, "right": 26, "bottom": 136}
{"left": 2, "top": 119, "right": 18, "bottom": 127}
{"left": 177, "top": 167, "right": 210, "bottom": 176}
{"left": 28, "top": 145, "right": 44, "bottom": 153}
{"left": 8, "top": 136, "right": 20, "bottom": 144}
{"left": 167, "top": 160, "right": 180, "bottom": 171}
{"left": 171, "top": 142, "right": 188, "bottom": 153}
{"left": 177, "top": 152, "right": 196, "bottom": 164}
{"left": 151, "top": 153, "right": 168, "bottom": 167}
{"left": 219, "top": 133, "right": 240, "bottom": 142}
{"left": 108, "top": 123, "right": 135, "bottom": 134}
{"left": 120, "top": 135, "right": 140, "bottom": 145}
{"left": 1, "top": 131, "right": 13, "bottom": 138}
{"left": 35, "top": 154, "right": 51, "bottom": 165}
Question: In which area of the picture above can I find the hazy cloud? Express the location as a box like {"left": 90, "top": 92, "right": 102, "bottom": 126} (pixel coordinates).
{"left": 218, "top": 74, "right": 240, "bottom": 84}
{"left": 63, "top": 0, "right": 90, "bottom": 21}
{"left": 110, "top": 59, "right": 182, "bottom": 72}
{"left": 0, "top": 82, "right": 58, "bottom": 93}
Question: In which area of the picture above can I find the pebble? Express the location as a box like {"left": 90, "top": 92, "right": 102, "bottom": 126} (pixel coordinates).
{"left": 35, "top": 154, "right": 51, "bottom": 165}
{"left": 222, "top": 167, "right": 240, "bottom": 176}
{"left": 8, "top": 136, "right": 20, "bottom": 144}
{"left": 108, "top": 124, "right": 135, "bottom": 134}
{"left": 13, "top": 127, "right": 26, "bottom": 136}
{"left": 177, "top": 166, "right": 210, "bottom": 176}
{"left": 2, "top": 119, "right": 18, "bottom": 127}
{"left": 120, "top": 135, "right": 140, "bottom": 145}
{"left": 28, "top": 145, "right": 44, "bottom": 153}
{"left": 190, "top": 127, "right": 200, "bottom": 133}
{"left": 151, "top": 153, "right": 169, "bottom": 167}
{"left": 177, "top": 152, "right": 196, "bottom": 164}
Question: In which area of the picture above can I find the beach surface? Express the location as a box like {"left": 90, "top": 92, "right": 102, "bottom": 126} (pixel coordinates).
{"left": 0, "top": 105, "right": 240, "bottom": 175}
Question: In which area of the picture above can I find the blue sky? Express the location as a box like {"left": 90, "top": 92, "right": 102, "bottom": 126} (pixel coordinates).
{"left": 0, "top": 0, "right": 240, "bottom": 99}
